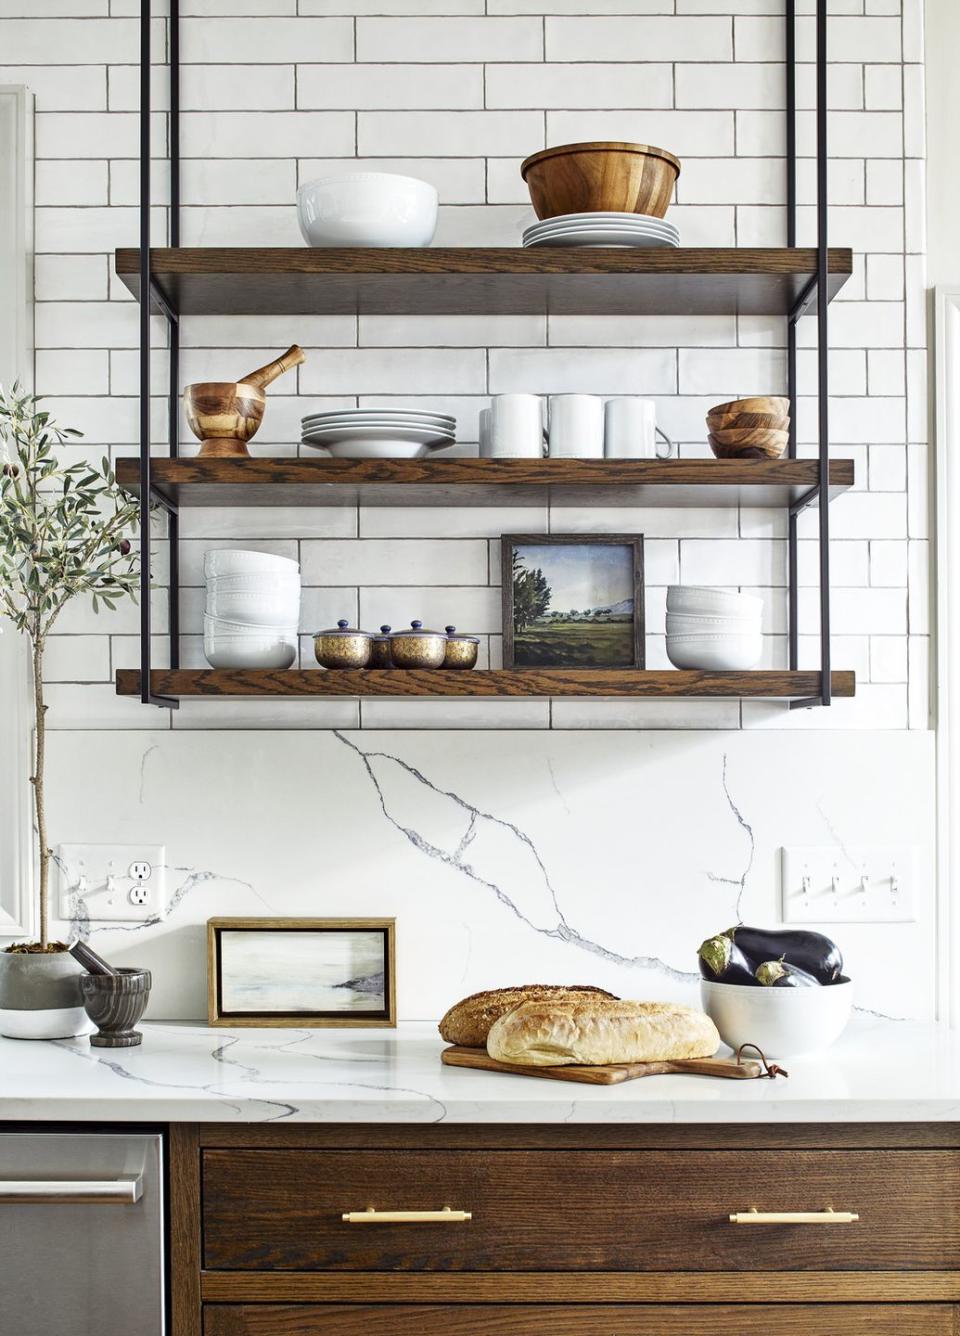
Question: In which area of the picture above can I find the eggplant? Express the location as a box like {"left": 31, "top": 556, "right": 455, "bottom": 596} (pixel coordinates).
{"left": 755, "top": 959, "right": 819, "bottom": 988}
{"left": 698, "top": 933, "right": 759, "bottom": 985}
{"left": 724, "top": 925, "right": 843, "bottom": 984}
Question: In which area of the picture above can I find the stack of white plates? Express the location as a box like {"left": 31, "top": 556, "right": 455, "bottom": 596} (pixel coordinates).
{"left": 665, "top": 585, "right": 763, "bottom": 670}
{"left": 301, "top": 408, "right": 456, "bottom": 459}
{"left": 203, "top": 549, "right": 300, "bottom": 669}
{"left": 523, "top": 212, "right": 680, "bottom": 249}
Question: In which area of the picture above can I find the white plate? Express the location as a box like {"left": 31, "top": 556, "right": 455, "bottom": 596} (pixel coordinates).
{"left": 302, "top": 416, "right": 455, "bottom": 430}
{"left": 302, "top": 423, "right": 454, "bottom": 442}
{"left": 301, "top": 437, "right": 453, "bottom": 459}
{"left": 302, "top": 410, "right": 454, "bottom": 425}
{"left": 526, "top": 214, "right": 677, "bottom": 232}
{"left": 524, "top": 231, "right": 679, "bottom": 249}
{"left": 528, "top": 210, "right": 677, "bottom": 228}
{"left": 526, "top": 217, "right": 678, "bottom": 239}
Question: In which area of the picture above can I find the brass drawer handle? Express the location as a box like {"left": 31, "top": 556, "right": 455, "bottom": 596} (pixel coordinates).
{"left": 342, "top": 1206, "right": 472, "bottom": 1224}
{"left": 729, "top": 1207, "right": 859, "bottom": 1225}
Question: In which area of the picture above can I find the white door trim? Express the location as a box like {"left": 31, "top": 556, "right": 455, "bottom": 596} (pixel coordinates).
{"left": 935, "top": 286, "right": 960, "bottom": 1025}
{"left": 0, "top": 85, "right": 34, "bottom": 941}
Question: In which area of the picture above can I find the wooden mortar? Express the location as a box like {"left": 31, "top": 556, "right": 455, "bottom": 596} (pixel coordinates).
{"left": 184, "top": 344, "right": 305, "bottom": 458}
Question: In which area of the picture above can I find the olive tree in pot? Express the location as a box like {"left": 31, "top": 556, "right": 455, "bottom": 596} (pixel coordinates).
{"left": 0, "top": 384, "right": 140, "bottom": 1039}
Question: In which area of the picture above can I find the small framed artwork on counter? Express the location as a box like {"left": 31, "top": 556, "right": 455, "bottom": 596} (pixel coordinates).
{"left": 501, "top": 533, "right": 645, "bottom": 669}
{"left": 207, "top": 917, "right": 397, "bottom": 1027}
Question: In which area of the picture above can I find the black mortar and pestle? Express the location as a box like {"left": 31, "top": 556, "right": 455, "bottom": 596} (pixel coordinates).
{"left": 69, "top": 941, "right": 152, "bottom": 1048}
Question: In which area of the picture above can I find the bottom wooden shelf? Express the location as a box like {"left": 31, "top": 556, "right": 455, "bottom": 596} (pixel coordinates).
{"left": 115, "top": 669, "right": 854, "bottom": 700}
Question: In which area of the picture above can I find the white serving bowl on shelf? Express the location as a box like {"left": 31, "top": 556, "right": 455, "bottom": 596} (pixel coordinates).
{"left": 203, "top": 549, "right": 300, "bottom": 579}
{"left": 700, "top": 977, "right": 853, "bottom": 1059}
{"left": 665, "top": 611, "right": 760, "bottom": 636}
{"left": 297, "top": 173, "right": 439, "bottom": 248}
{"left": 666, "top": 585, "right": 763, "bottom": 618}
{"left": 203, "top": 616, "right": 298, "bottom": 670}
{"left": 666, "top": 631, "right": 763, "bottom": 671}
{"left": 205, "top": 584, "right": 301, "bottom": 626}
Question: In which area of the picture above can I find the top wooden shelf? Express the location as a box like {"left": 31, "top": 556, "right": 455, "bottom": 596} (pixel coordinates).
{"left": 115, "top": 247, "right": 853, "bottom": 317}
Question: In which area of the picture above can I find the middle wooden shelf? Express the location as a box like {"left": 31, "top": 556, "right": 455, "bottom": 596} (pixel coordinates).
{"left": 119, "top": 455, "right": 853, "bottom": 510}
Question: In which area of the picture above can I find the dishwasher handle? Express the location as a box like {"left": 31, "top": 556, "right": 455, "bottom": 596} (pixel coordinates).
{"left": 0, "top": 1178, "right": 143, "bottom": 1204}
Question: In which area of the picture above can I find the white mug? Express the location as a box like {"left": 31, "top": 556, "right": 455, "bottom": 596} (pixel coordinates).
{"left": 478, "top": 407, "right": 492, "bottom": 458}
{"left": 547, "top": 394, "right": 604, "bottom": 459}
{"left": 604, "top": 397, "right": 675, "bottom": 459}
{"left": 489, "top": 394, "right": 543, "bottom": 458}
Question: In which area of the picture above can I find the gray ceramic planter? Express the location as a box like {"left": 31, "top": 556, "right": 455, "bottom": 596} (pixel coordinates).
{"left": 0, "top": 950, "right": 90, "bottom": 1040}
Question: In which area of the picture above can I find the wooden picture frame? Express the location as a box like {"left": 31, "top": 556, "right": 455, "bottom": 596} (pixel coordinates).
{"left": 207, "top": 917, "right": 397, "bottom": 1028}
{"left": 501, "top": 533, "right": 645, "bottom": 669}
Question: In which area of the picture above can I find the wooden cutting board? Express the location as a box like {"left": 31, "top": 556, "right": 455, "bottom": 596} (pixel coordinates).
{"left": 441, "top": 1045, "right": 763, "bottom": 1085}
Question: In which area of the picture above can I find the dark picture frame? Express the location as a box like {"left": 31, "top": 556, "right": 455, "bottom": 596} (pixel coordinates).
{"left": 207, "top": 917, "right": 397, "bottom": 1028}
{"left": 501, "top": 534, "right": 645, "bottom": 669}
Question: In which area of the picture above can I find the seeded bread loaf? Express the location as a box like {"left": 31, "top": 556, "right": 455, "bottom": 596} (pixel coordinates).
{"left": 486, "top": 998, "right": 720, "bottom": 1067}
{"left": 438, "top": 984, "right": 618, "bottom": 1049}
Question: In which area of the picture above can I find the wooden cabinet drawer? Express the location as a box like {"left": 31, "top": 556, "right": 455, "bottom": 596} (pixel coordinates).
{"left": 204, "top": 1306, "right": 957, "bottom": 1336}
{"left": 201, "top": 1148, "right": 960, "bottom": 1273}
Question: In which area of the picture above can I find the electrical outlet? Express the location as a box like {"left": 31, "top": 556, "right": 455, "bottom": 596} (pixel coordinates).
{"left": 57, "top": 844, "right": 166, "bottom": 922}
{"left": 780, "top": 845, "right": 917, "bottom": 924}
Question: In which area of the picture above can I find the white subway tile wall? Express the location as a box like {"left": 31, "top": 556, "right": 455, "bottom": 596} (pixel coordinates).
{"left": 7, "top": 0, "right": 926, "bottom": 731}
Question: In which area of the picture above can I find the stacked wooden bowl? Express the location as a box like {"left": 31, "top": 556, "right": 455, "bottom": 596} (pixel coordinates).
{"left": 706, "top": 397, "right": 790, "bottom": 459}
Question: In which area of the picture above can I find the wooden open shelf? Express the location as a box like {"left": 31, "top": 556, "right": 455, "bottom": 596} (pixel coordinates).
{"left": 120, "top": 456, "right": 854, "bottom": 510}
{"left": 115, "top": 247, "right": 853, "bottom": 317}
{"left": 116, "top": 669, "right": 855, "bottom": 700}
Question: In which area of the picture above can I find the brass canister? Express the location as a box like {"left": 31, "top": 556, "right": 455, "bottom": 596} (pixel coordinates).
{"left": 313, "top": 619, "right": 373, "bottom": 668}
{"left": 389, "top": 620, "right": 447, "bottom": 669}
{"left": 442, "top": 625, "right": 479, "bottom": 669}
{"left": 370, "top": 625, "right": 393, "bottom": 668}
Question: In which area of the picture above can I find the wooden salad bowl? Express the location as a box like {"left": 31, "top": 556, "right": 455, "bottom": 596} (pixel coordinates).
{"left": 184, "top": 382, "right": 266, "bottom": 458}
{"left": 708, "top": 427, "right": 788, "bottom": 460}
{"left": 709, "top": 395, "right": 790, "bottom": 418}
{"left": 520, "top": 141, "right": 681, "bottom": 220}
{"left": 707, "top": 408, "right": 789, "bottom": 432}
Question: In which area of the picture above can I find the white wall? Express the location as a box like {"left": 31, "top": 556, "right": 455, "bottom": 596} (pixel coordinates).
{"left": 0, "top": 0, "right": 939, "bottom": 1020}
{"left": 924, "top": 0, "right": 960, "bottom": 290}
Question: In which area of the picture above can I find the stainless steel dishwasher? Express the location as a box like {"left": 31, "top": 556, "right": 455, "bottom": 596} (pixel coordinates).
{"left": 0, "top": 1132, "right": 165, "bottom": 1336}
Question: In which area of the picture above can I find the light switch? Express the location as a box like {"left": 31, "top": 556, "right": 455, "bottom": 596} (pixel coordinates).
{"left": 57, "top": 844, "right": 166, "bottom": 922}
{"left": 780, "top": 845, "right": 916, "bottom": 924}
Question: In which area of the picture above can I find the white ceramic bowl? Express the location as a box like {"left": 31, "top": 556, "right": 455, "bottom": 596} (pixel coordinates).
{"left": 297, "top": 173, "right": 439, "bottom": 248}
{"left": 667, "top": 585, "right": 763, "bottom": 617}
{"left": 205, "top": 572, "right": 301, "bottom": 594}
{"left": 666, "top": 611, "right": 761, "bottom": 635}
{"left": 700, "top": 978, "right": 853, "bottom": 1059}
{"left": 666, "top": 632, "right": 763, "bottom": 671}
{"left": 203, "top": 549, "right": 300, "bottom": 579}
{"left": 204, "top": 612, "right": 297, "bottom": 635}
{"left": 203, "top": 627, "right": 298, "bottom": 670}
{"left": 205, "top": 586, "right": 301, "bottom": 626}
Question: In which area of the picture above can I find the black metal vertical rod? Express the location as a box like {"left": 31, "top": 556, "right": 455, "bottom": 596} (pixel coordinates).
{"left": 168, "top": 0, "right": 181, "bottom": 671}
{"left": 139, "top": 0, "right": 152, "bottom": 706}
{"left": 816, "top": 0, "right": 831, "bottom": 705}
{"left": 786, "top": 0, "right": 799, "bottom": 669}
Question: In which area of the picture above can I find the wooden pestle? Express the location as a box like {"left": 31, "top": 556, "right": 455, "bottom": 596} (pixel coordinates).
{"left": 239, "top": 344, "right": 305, "bottom": 392}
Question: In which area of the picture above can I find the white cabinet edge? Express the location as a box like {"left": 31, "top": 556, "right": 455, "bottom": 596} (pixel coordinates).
{"left": 0, "top": 86, "right": 34, "bottom": 941}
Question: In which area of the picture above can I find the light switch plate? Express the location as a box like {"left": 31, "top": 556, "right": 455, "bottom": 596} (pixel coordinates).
{"left": 57, "top": 844, "right": 166, "bottom": 922}
{"left": 780, "top": 845, "right": 916, "bottom": 924}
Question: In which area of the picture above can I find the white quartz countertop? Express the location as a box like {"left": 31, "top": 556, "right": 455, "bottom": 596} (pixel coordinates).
{"left": 2, "top": 1018, "right": 960, "bottom": 1123}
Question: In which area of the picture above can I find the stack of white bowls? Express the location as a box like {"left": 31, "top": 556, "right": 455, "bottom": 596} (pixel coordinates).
{"left": 203, "top": 550, "right": 301, "bottom": 669}
{"left": 666, "top": 586, "right": 763, "bottom": 670}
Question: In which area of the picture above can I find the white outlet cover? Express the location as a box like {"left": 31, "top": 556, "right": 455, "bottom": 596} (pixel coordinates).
{"left": 57, "top": 844, "right": 166, "bottom": 923}
{"left": 780, "top": 845, "right": 917, "bottom": 925}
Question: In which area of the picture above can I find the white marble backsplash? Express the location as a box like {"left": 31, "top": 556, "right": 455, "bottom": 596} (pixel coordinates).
{"left": 36, "top": 728, "right": 936, "bottom": 1022}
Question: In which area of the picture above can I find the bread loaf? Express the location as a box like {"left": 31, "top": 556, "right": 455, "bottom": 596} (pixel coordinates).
{"left": 486, "top": 998, "right": 720, "bottom": 1067}
{"left": 438, "top": 984, "right": 618, "bottom": 1049}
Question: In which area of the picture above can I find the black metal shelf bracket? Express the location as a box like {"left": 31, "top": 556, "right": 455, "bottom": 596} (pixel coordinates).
{"left": 134, "top": 0, "right": 834, "bottom": 711}
{"left": 139, "top": 0, "right": 180, "bottom": 708}
{"left": 786, "top": 0, "right": 832, "bottom": 709}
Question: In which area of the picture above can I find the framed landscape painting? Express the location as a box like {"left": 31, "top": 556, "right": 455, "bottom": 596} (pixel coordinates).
{"left": 501, "top": 534, "right": 645, "bottom": 669}
{"left": 207, "top": 917, "right": 397, "bottom": 1027}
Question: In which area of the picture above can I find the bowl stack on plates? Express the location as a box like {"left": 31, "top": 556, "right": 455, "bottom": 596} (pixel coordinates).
{"left": 666, "top": 585, "right": 763, "bottom": 671}
{"left": 301, "top": 407, "right": 456, "bottom": 459}
{"left": 519, "top": 141, "right": 681, "bottom": 249}
{"left": 707, "top": 396, "right": 790, "bottom": 459}
{"left": 203, "top": 550, "right": 301, "bottom": 670}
